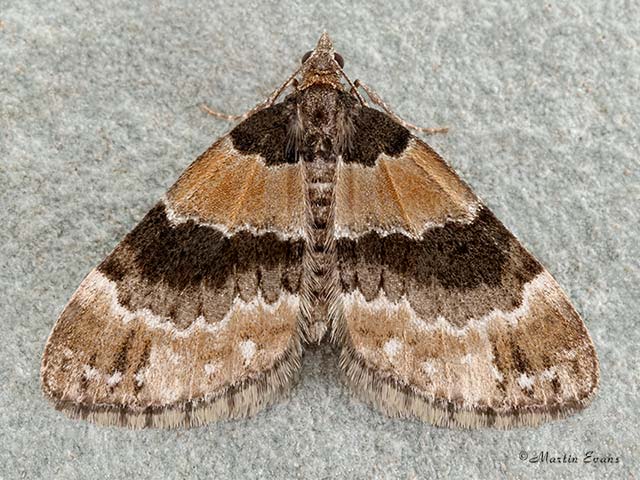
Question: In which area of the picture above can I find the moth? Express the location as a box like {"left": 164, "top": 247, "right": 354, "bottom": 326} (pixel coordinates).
{"left": 41, "top": 33, "right": 599, "bottom": 429}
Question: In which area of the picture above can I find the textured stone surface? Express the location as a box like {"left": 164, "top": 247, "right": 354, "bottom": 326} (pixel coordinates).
{"left": 1, "top": 1, "right": 638, "bottom": 478}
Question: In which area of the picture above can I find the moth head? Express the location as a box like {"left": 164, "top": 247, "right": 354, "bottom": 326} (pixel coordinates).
{"left": 298, "top": 32, "right": 345, "bottom": 90}
{"left": 301, "top": 51, "right": 344, "bottom": 68}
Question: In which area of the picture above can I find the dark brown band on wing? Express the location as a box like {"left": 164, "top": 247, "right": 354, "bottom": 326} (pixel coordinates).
{"left": 341, "top": 103, "right": 411, "bottom": 166}
{"left": 230, "top": 98, "right": 298, "bottom": 166}
{"left": 337, "top": 206, "right": 539, "bottom": 290}
{"left": 336, "top": 206, "right": 543, "bottom": 325}
{"left": 98, "top": 203, "right": 304, "bottom": 324}
{"left": 229, "top": 88, "right": 410, "bottom": 167}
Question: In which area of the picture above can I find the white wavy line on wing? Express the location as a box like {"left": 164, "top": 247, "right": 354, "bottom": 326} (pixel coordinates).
{"left": 342, "top": 271, "right": 552, "bottom": 337}
{"left": 85, "top": 270, "right": 300, "bottom": 339}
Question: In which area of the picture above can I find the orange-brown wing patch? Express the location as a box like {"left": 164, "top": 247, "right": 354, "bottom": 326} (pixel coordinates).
{"left": 335, "top": 137, "right": 479, "bottom": 238}
{"left": 166, "top": 136, "right": 305, "bottom": 239}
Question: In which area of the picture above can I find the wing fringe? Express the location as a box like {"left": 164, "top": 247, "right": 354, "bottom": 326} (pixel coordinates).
{"left": 339, "top": 340, "right": 599, "bottom": 429}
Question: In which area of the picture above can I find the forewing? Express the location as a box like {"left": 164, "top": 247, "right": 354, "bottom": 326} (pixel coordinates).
{"left": 334, "top": 112, "right": 599, "bottom": 428}
{"left": 41, "top": 103, "right": 307, "bottom": 428}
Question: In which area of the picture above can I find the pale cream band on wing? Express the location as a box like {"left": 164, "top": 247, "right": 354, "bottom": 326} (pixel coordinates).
{"left": 334, "top": 138, "right": 481, "bottom": 239}
{"left": 165, "top": 136, "right": 306, "bottom": 240}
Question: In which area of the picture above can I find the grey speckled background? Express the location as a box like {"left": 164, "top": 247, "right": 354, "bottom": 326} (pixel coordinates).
{"left": 1, "top": 1, "right": 638, "bottom": 479}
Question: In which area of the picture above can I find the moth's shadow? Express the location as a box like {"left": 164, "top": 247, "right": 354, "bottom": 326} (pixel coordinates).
{"left": 300, "top": 341, "right": 341, "bottom": 377}
{"left": 288, "top": 341, "right": 352, "bottom": 413}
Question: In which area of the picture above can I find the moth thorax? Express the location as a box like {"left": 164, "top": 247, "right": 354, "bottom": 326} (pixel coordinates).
{"left": 297, "top": 87, "right": 345, "bottom": 162}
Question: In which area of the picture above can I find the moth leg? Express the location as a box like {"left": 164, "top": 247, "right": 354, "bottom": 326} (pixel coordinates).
{"left": 200, "top": 104, "right": 244, "bottom": 121}
{"left": 201, "top": 66, "right": 304, "bottom": 123}
{"left": 336, "top": 65, "right": 366, "bottom": 105}
{"left": 354, "top": 80, "right": 449, "bottom": 135}
{"left": 201, "top": 98, "right": 280, "bottom": 123}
